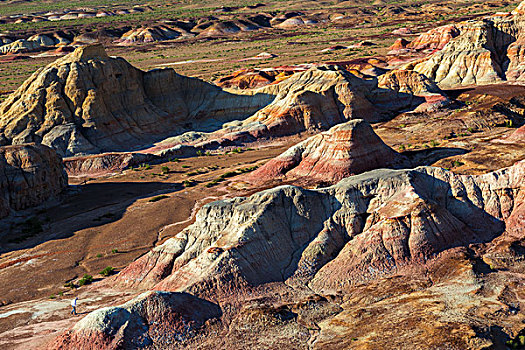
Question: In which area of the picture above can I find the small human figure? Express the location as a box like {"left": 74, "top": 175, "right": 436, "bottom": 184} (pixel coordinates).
{"left": 70, "top": 297, "right": 78, "bottom": 315}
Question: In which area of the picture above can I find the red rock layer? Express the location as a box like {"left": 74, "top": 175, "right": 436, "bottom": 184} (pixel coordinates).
{"left": 408, "top": 24, "right": 461, "bottom": 51}
{"left": 249, "top": 119, "right": 405, "bottom": 183}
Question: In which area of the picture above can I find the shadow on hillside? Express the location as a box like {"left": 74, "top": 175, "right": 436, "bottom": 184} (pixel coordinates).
{"left": 0, "top": 181, "right": 182, "bottom": 254}
{"left": 403, "top": 146, "right": 469, "bottom": 167}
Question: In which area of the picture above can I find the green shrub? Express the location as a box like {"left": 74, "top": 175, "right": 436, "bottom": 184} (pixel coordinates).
{"left": 161, "top": 166, "right": 170, "bottom": 174}
{"left": 429, "top": 140, "right": 439, "bottom": 147}
{"left": 100, "top": 266, "right": 114, "bottom": 277}
{"left": 398, "top": 145, "right": 406, "bottom": 151}
{"left": 506, "top": 332, "right": 525, "bottom": 349}
{"left": 134, "top": 163, "right": 151, "bottom": 171}
{"left": 111, "top": 249, "right": 119, "bottom": 254}
{"left": 149, "top": 195, "right": 169, "bottom": 202}
{"left": 96, "top": 253, "right": 102, "bottom": 258}
{"left": 78, "top": 274, "right": 93, "bottom": 287}
{"left": 196, "top": 150, "right": 204, "bottom": 156}
{"left": 452, "top": 160, "right": 464, "bottom": 167}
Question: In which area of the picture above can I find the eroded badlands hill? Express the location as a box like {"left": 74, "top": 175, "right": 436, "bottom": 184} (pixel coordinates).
{"left": 248, "top": 119, "right": 406, "bottom": 183}
{"left": 51, "top": 160, "right": 524, "bottom": 349}
{"left": 410, "top": 6, "right": 525, "bottom": 87}
{"left": 0, "top": 45, "right": 448, "bottom": 159}
{"left": 0, "top": 44, "right": 272, "bottom": 157}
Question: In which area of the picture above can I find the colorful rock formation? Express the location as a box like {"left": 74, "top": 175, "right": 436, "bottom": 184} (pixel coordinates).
{"left": 233, "top": 65, "right": 442, "bottom": 137}
{"left": 249, "top": 119, "right": 405, "bottom": 183}
{"left": 407, "top": 24, "right": 461, "bottom": 51}
{"left": 411, "top": 3, "right": 525, "bottom": 87}
{"left": 54, "top": 160, "right": 524, "bottom": 348}
{"left": 117, "top": 25, "right": 189, "bottom": 44}
{"left": 0, "top": 47, "right": 447, "bottom": 157}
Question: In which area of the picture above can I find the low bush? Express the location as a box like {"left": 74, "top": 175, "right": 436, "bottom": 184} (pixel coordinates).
{"left": 100, "top": 266, "right": 114, "bottom": 277}
{"left": 78, "top": 274, "right": 93, "bottom": 287}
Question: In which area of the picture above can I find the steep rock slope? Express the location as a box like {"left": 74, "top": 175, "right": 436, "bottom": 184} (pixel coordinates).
{"left": 0, "top": 44, "right": 272, "bottom": 156}
{"left": 54, "top": 160, "right": 524, "bottom": 348}
{"left": 407, "top": 24, "right": 462, "bottom": 51}
{"left": 0, "top": 143, "right": 67, "bottom": 218}
{"left": 412, "top": 3, "right": 525, "bottom": 87}
{"left": 249, "top": 119, "right": 406, "bottom": 183}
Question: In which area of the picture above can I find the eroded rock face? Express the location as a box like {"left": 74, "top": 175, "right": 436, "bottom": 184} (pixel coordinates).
{"left": 407, "top": 24, "right": 462, "bottom": 51}
{"left": 249, "top": 119, "right": 406, "bottom": 183}
{"left": 117, "top": 25, "right": 190, "bottom": 44}
{"left": 411, "top": 6, "right": 525, "bottom": 87}
{"left": 63, "top": 152, "right": 157, "bottom": 176}
{"left": 118, "top": 161, "right": 523, "bottom": 293}
{"left": 0, "top": 143, "right": 67, "bottom": 218}
{"left": 56, "top": 160, "right": 524, "bottom": 348}
{"left": 0, "top": 44, "right": 272, "bottom": 156}
{"left": 0, "top": 45, "right": 444, "bottom": 157}
{"left": 232, "top": 66, "right": 442, "bottom": 137}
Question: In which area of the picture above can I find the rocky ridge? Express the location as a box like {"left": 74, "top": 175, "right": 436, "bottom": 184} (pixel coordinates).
{"left": 0, "top": 46, "right": 448, "bottom": 159}
{"left": 52, "top": 160, "right": 524, "bottom": 348}
{"left": 227, "top": 66, "right": 447, "bottom": 138}
{"left": 0, "top": 44, "right": 272, "bottom": 157}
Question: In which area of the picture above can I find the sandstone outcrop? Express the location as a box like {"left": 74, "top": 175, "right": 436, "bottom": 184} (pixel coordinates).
{"left": 249, "top": 119, "right": 405, "bottom": 183}
{"left": 407, "top": 24, "right": 461, "bottom": 51}
{"left": 215, "top": 67, "right": 298, "bottom": 89}
{"left": 56, "top": 160, "right": 524, "bottom": 348}
{"left": 118, "top": 161, "right": 523, "bottom": 292}
{"left": 376, "top": 69, "right": 450, "bottom": 111}
{"left": 0, "top": 143, "right": 67, "bottom": 218}
{"left": 117, "top": 25, "right": 190, "bottom": 44}
{"left": 63, "top": 152, "right": 157, "bottom": 176}
{"left": 0, "top": 44, "right": 273, "bottom": 156}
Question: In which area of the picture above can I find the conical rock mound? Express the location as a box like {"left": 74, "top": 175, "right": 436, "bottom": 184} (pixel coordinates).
{"left": 249, "top": 119, "right": 405, "bottom": 183}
